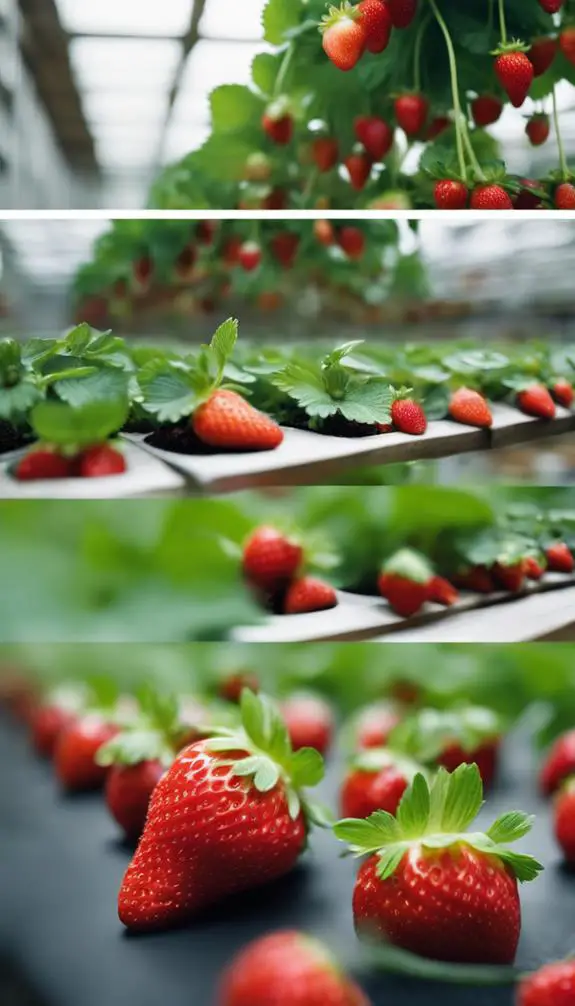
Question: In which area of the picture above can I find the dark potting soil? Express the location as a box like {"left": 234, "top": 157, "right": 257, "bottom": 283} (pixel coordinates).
{"left": 145, "top": 424, "right": 280, "bottom": 456}
{"left": 0, "top": 421, "right": 33, "bottom": 457}
{"left": 286, "top": 414, "right": 380, "bottom": 439}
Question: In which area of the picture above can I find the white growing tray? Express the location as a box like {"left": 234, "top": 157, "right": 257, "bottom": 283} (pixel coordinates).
{"left": 232, "top": 573, "right": 575, "bottom": 643}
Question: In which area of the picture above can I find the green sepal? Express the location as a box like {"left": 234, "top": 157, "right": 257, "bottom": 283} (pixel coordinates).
{"left": 382, "top": 548, "right": 433, "bottom": 584}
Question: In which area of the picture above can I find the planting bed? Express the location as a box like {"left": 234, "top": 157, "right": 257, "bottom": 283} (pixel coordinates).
{"left": 0, "top": 714, "right": 572, "bottom": 1006}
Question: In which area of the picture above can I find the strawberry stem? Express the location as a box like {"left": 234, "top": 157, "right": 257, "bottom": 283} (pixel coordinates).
{"left": 552, "top": 86, "right": 569, "bottom": 180}
{"left": 487, "top": 0, "right": 494, "bottom": 37}
{"left": 497, "top": 0, "right": 507, "bottom": 46}
{"left": 428, "top": 0, "right": 467, "bottom": 183}
{"left": 274, "top": 43, "right": 295, "bottom": 99}
{"left": 461, "top": 126, "right": 486, "bottom": 182}
{"left": 413, "top": 14, "right": 431, "bottom": 93}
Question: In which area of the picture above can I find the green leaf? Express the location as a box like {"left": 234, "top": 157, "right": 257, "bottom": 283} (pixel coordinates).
{"left": 444, "top": 351, "right": 510, "bottom": 375}
{"left": 54, "top": 368, "right": 130, "bottom": 408}
{"left": 290, "top": 747, "right": 325, "bottom": 788}
{"left": 251, "top": 52, "right": 282, "bottom": 96}
{"left": 273, "top": 362, "right": 337, "bottom": 418}
{"left": 140, "top": 368, "right": 198, "bottom": 424}
{"left": 396, "top": 773, "right": 430, "bottom": 839}
{"left": 337, "top": 380, "right": 394, "bottom": 426}
{"left": 30, "top": 399, "right": 129, "bottom": 447}
{"left": 487, "top": 811, "right": 534, "bottom": 845}
{"left": 210, "top": 85, "right": 265, "bottom": 133}
{"left": 441, "top": 764, "right": 484, "bottom": 833}
{"left": 0, "top": 381, "right": 42, "bottom": 422}
{"left": 240, "top": 688, "right": 270, "bottom": 750}
{"left": 333, "top": 811, "right": 400, "bottom": 855}
{"left": 209, "top": 318, "right": 238, "bottom": 383}
{"left": 262, "top": 0, "right": 301, "bottom": 44}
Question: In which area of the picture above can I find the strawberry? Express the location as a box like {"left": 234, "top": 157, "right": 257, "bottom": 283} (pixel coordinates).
{"left": 425, "top": 115, "right": 451, "bottom": 140}
{"left": 105, "top": 761, "right": 165, "bottom": 841}
{"left": 518, "top": 960, "right": 575, "bottom": 1006}
{"left": 334, "top": 765, "right": 542, "bottom": 964}
{"left": 448, "top": 387, "right": 493, "bottom": 427}
{"left": 281, "top": 694, "right": 335, "bottom": 755}
{"left": 320, "top": 4, "right": 367, "bottom": 72}
{"left": 218, "top": 931, "right": 370, "bottom": 1006}
{"left": 353, "top": 702, "right": 403, "bottom": 750}
{"left": 133, "top": 255, "right": 153, "bottom": 289}
{"left": 392, "top": 706, "right": 502, "bottom": 789}
{"left": 529, "top": 37, "right": 557, "bottom": 78}
{"left": 427, "top": 575, "right": 459, "bottom": 607}
{"left": 196, "top": 221, "right": 217, "bottom": 246}
{"left": 494, "top": 51, "right": 534, "bottom": 108}
{"left": 243, "top": 526, "right": 303, "bottom": 592}
{"left": 315, "top": 219, "right": 336, "bottom": 245}
{"left": 238, "top": 241, "right": 262, "bottom": 272}
{"left": 218, "top": 672, "right": 260, "bottom": 704}
{"left": 262, "top": 109, "right": 294, "bottom": 145}
{"left": 434, "top": 180, "right": 468, "bottom": 209}
{"left": 545, "top": 542, "right": 575, "bottom": 573}
{"left": 387, "top": 0, "right": 417, "bottom": 29}
{"left": 175, "top": 243, "right": 197, "bottom": 280}
{"left": 438, "top": 742, "right": 500, "bottom": 790}
{"left": 551, "top": 378, "right": 574, "bottom": 408}
{"left": 15, "top": 448, "right": 72, "bottom": 481}
{"left": 390, "top": 398, "right": 427, "bottom": 435}
{"left": 336, "top": 226, "right": 365, "bottom": 258}
{"left": 554, "top": 182, "right": 575, "bottom": 209}
{"left": 243, "top": 152, "right": 272, "bottom": 183}
{"left": 554, "top": 778, "right": 575, "bottom": 864}
{"left": 524, "top": 556, "right": 545, "bottom": 580}
{"left": 517, "top": 384, "right": 556, "bottom": 419}
{"left": 30, "top": 690, "right": 81, "bottom": 758}
{"left": 540, "top": 729, "right": 575, "bottom": 795}
{"left": 452, "top": 565, "right": 495, "bottom": 593}
{"left": 493, "top": 561, "right": 526, "bottom": 593}
{"left": 514, "top": 179, "right": 546, "bottom": 209}
{"left": 471, "top": 95, "right": 503, "bottom": 127}
{"left": 344, "top": 152, "right": 372, "bottom": 190}
{"left": 271, "top": 232, "right": 300, "bottom": 269}
{"left": 118, "top": 691, "right": 325, "bottom": 930}
{"left": 394, "top": 93, "right": 429, "bottom": 136}
{"left": 526, "top": 113, "right": 550, "bottom": 146}
{"left": 358, "top": 0, "right": 392, "bottom": 52}
{"left": 222, "top": 236, "right": 243, "bottom": 266}
{"left": 284, "top": 577, "right": 338, "bottom": 615}
{"left": 311, "top": 137, "right": 339, "bottom": 172}
{"left": 77, "top": 443, "right": 127, "bottom": 478}
{"left": 470, "top": 184, "right": 514, "bottom": 209}
{"left": 538, "top": 0, "right": 564, "bottom": 10}
{"left": 354, "top": 116, "right": 394, "bottom": 161}
{"left": 340, "top": 748, "right": 420, "bottom": 819}
{"left": 560, "top": 26, "right": 575, "bottom": 67}
{"left": 263, "top": 188, "right": 287, "bottom": 210}
{"left": 193, "top": 390, "right": 284, "bottom": 451}
{"left": 54, "top": 716, "right": 118, "bottom": 792}
{"left": 378, "top": 549, "right": 432, "bottom": 618}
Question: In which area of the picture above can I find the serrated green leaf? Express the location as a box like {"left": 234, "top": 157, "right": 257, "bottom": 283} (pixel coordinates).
{"left": 441, "top": 763, "right": 483, "bottom": 833}
{"left": 209, "top": 318, "right": 238, "bottom": 383}
{"left": 210, "top": 85, "right": 265, "bottom": 134}
{"left": 396, "top": 773, "right": 430, "bottom": 839}
{"left": 54, "top": 368, "right": 129, "bottom": 408}
{"left": 273, "top": 361, "right": 337, "bottom": 417}
{"left": 487, "top": 811, "right": 534, "bottom": 845}
{"left": 140, "top": 369, "right": 198, "bottom": 424}
{"left": 337, "top": 380, "right": 394, "bottom": 426}
{"left": 251, "top": 52, "right": 282, "bottom": 96}
{"left": 0, "top": 381, "right": 42, "bottom": 422}
{"left": 30, "top": 399, "right": 129, "bottom": 447}
{"left": 262, "top": 0, "right": 301, "bottom": 45}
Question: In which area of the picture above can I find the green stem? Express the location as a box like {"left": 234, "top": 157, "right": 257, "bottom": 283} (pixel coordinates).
{"left": 552, "top": 86, "right": 569, "bottom": 180}
{"left": 38, "top": 366, "right": 97, "bottom": 389}
{"left": 428, "top": 0, "right": 467, "bottom": 182}
{"left": 274, "top": 43, "right": 295, "bottom": 98}
{"left": 487, "top": 0, "right": 494, "bottom": 36}
{"left": 413, "top": 14, "right": 431, "bottom": 92}
{"left": 461, "top": 127, "right": 486, "bottom": 182}
{"left": 497, "top": 0, "right": 507, "bottom": 45}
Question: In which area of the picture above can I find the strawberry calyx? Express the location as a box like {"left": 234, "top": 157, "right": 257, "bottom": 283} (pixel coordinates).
{"left": 388, "top": 706, "right": 502, "bottom": 763}
{"left": 319, "top": 2, "right": 361, "bottom": 33}
{"left": 334, "top": 763, "right": 543, "bottom": 884}
{"left": 97, "top": 687, "right": 190, "bottom": 769}
{"left": 264, "top": 96, "right": 294, "bottom": 123}
{"left": 381, "top": 548, "right": 433, "bottom": 585}
{"left": 351, "top": 745, "right": 427, "bottom": 783}
{"left": 491, "top": 40, "right": 531, "bottom": 56}
{"left": 204, "top": 689, "right": 329, "bottom": 826}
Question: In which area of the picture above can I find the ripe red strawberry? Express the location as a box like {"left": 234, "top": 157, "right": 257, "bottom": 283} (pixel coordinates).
{"left": 394, "top": 93, "right": 429, "bottom": 135}
{"left": 526, "top": 113, "right": 550, "bottom": 146}
{"left": 284, "top": 577, "right": 338, "bottom": 615}
{"left": 555, "top": 182, "right": 575, "bottom": 209}
{"left": 118, "top": 691, "right": 325, "bottom": 930}
{"left": 218, "top": 672, "right": 260, "bottom": 704}
{"left": 540, "top": 729, "right": 575, "bottom": 795}
{"left": 262, "top": 111, "right": 294, "bottom": 145}
{"left": 222, "top": 236, "right": 243, "bottom": 266}
{"left": 175, "top": 243, "right": 197, "bottom": 280}
{"left": 390, "top": 398, "right": 427, "bottom": 435}
{"left": 15, "top": 449, "right": 72, "bottom": 481}
{"left": 494, "top": 51, "right": 534, "bottom": 108}
{"left": 538, "top": 0, "right": 564, "bottom": 10}
{"left": 243, "top": 526, "right": 303, "bottom": 592}
{"left": 353, "top": 704, "right": 402, "bottom": 751}
{"left": 470, "top": 184, "right": 514, "bottom": 209}
{"left": 529, "top": 37, "right": 557, "bottom": 77}
{"left": 425, "top": 115, "right": 451, "bottom": 140}
{"left": 320, "top": 6, "right": 367, "bottom": 71}
{"left": 77, "top": 443, "right": 127, "bottom": 478}
{"left": 514, "top": 179, "right": 546, "bottom": 209}
{"left": 311, "top": 137, "right": 339, "bottom": 172}
{"left": 517, "top": 384, "right": 556, "bottom": 419}
{"left": 438, "top": 740, "right": 500, "bottom": 790}
{"left": 336, "top": 226, "right": 365, "bottom": 259}
{"left": 493, "top": 561, "right": 526, "bottom": 593}
{"left": 262, "top": 188, "right": 287, "bottom": 210}
{"left": 448, "top": 387, "right": 493, "bottom": 427}
{"left": 545, "top": 542, "right": 575, "bottom": 573}
{"left": 551, "top": 379, "right": 575, "bottom": 408}
{"left": 133, "top": 255, "right": 153, "bottom": 289}
{"left": 218, "top": 931, "right": 370, "bottom": 1006}
{"left": 524, "top": 556, "right": 545, "bottom": 580}
{"left": 271, "top": 232, "right": 300, "bottom": 269}
{"left": 560, "top": 26, "right": 575, "bottom": 67}
{"left": 196, "top": 221, "right": 217, "bottom": 246}
{"left": 314, "top": 219, "right": 336, "bottom": 246}
{"left": 387, "top": 0, "right": 417, "bottom": 29}
{"left": 54, "top": 716, "right": 118, "bottom": 792}
{"left": 238, "top": 241, "right": 262, "bottom": 272}
{"left": 471, "top": 95, "right": 503, "bottom": 127}
{"left": 340, "top": 749, "right": 419, "bottom": 819}
{"left": 30, "top": 695, "right": 79, "bottom": 758}
{"left": 393, "top": 706, "right": 501, "bottom": 789}
{"left": 354, "top": 116, "right": 394, "bottom": 161}
{"left": 335, "top": 765, "right": 542, "bottom": 964}
{"left": 378, "top": 549, "right": 432, "bottom": 618}
{"left": 105, "top": 761, "right": 165, "bottom": 840}
{"left": 281, "top": 694, "right": 335, "bottom": 755}
{"left": 554, "top": 778, "right": 575, "bottom": 864}
{"left": 344, "top": 152, "right": 372, "bottom": 190}
{"left": 193, "top": 390, "right": 284, "bottom": 451}
{"left": 427, "top": 575, "right": 459, "bottom": 607}
{"left": 358, "top": 0, "right": 392, "bottom": 52}
{"left": 518, "top": 960, "right": 575, "bottom": 1006}
{"left": 434, "top": 180, "right": 468, "bottom": 209}
{"left": 452, "top": 565, "right": 495, "bottom": 593}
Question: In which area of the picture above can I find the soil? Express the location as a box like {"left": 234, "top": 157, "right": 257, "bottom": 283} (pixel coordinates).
{"left": 0, "top": 421, "right": 33, "bottom": 457}
{"left": 286, "top": 414, "right": 380, "bottom": 439}
{"left": 145, "top": 423, "right": 283, "bottom": 456}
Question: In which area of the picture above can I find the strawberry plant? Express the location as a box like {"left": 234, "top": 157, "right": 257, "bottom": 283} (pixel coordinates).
{"left": 143, "top": 0, "right": 575, "bottom": 210}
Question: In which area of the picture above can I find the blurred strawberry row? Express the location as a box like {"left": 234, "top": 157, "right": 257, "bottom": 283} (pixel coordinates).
{"left": 1, "top": 655, "right": 575, "bottom": 1002}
